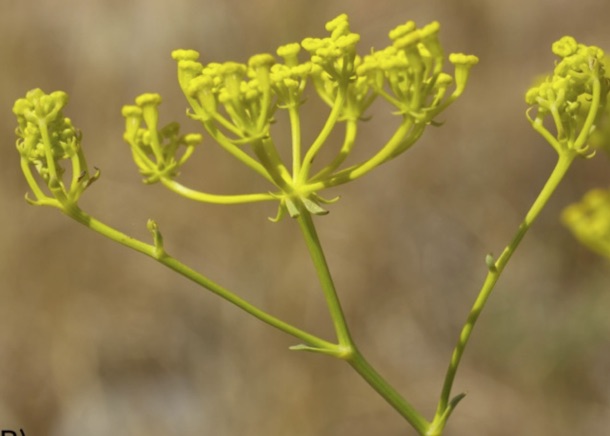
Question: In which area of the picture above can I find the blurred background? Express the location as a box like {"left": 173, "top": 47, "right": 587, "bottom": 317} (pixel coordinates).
{"left": 1, "top": 0, "right": 610, "bottom": 435}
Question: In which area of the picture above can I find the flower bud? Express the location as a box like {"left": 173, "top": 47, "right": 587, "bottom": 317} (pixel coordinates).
{"left": 136, "top": 93, "right": 162, "bottom": 131}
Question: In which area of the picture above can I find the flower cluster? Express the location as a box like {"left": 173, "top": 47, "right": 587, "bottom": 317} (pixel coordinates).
{"left": 562, "top": 188, "right": 610, "bottom": 259}
{"left": 122, "top": 93, "right": 202, "bottom": 184}
{"left": 123, "top": 13, "right": 477, "bottom": 218}
{"left": 525, "top": 36, "right": 610, "bottom": 157}
{"left": 13, "top": 88, "right": 97, "bottom": 207}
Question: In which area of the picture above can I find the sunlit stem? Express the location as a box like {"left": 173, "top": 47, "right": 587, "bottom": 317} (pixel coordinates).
{"left": 160, "top": 178, "right": 278, "bottom": 204}
{"left": 573, "top": 75, "right": 601, "bottom": 150}
{"left": 253, "top": 137, "right": 293, "bottom": 188}
{"left": 302, "top": 118, "right": 415, "bottom": 193}
{"left": 20, "top": 158, "right": 49, "bottom": 202}
{"left": 297, "top": 83, "right": 347, "bottom": 184}
{"left": 288, "top": 105, "right": 302, "bottom": 180}
{"left": 310, "top": 119, "right": 358, "bottom": 182}
{"left": 432, "top": 152, "right": 576, "bottom": 429}
{"left": 57, "top": 204, "right": 335, "bottom": 350}
{"left": 203, "top": 123, "right": 277, "bottom": 184}
{"left": 295, "top": 204, "right": 352, "bottom": 346}
{"left": 295, "top": 202, "right": 430, "bottom": 434}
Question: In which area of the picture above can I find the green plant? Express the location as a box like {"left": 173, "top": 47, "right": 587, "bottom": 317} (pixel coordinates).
{"left": 12, "top": 15, "right": 609, "bottom": 435}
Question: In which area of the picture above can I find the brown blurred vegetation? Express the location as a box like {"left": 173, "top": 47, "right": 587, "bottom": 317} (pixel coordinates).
{"left": 1, "top": 1, "right": 609, "bottom": 435}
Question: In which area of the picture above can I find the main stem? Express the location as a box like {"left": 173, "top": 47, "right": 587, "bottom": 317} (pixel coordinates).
{"left": 430, "top": 153, "right": 575, "bottom": 432}
{"left": 295, "top": 203, "right": 430, "bottom": 434}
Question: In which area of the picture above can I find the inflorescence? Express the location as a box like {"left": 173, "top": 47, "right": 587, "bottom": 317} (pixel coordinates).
{"left": 525, "top": 36, "right": 609, "bottom": 158}
{"left": 120, "top": 13, "right": 479, "bottom": 219}
{"left": 13, "top": 89, "right": 98, "bottom": 208}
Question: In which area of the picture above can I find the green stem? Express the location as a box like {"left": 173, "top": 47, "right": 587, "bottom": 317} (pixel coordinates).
{"left": 295, "top": 204, "right": 430, "bottom": 434}
{"left": 61, "top": 205, "right": 335, "bottom": 351}
{"left": 160, "top": 177, "right": 278, "bottom": 204}
{"left": 295, "top": 205, "right": 353, "bottom": 347}
{"left": 573, "top": 74, "right": 601, "bottom": 151}
{"left": 288, "top": 106, "right": 303, "bottom": 180}
{"left": 252, "top": 137, "right": 293, "bottom": 188}
{"left": 301, "top": 118, "right": 419, "bottom": 194}
{"left": 203, "top": 122, "right": 277, "bottom": 184}
{"left": 297, "top": 85, "right": 347, "bottom": 184}
{"left": 348, "top": 347, "right": 430, "bottom": 434}
{"left": 37, "top": 119, "right": 61, "bottom": 186}
{"left": 431, "top": 152, "right": 576, "bottom": 429}
{"left": 21, "top": 158, "right": 50, "bottom": 203}
{"left": 310, "top": 119, "right": 358, "bottom": 182}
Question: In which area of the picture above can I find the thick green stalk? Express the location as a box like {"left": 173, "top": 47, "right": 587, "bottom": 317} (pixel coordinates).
{"left": 348, "top": 348, "right": 430, "bottom": 434}
{"left": 295, "top": 203, "right": 430, "bottom": 434}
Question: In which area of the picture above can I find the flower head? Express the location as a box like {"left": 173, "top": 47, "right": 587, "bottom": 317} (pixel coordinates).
{"left": 121, "top": 95, "right": 201, "bottom": 184}
{"left": 13, "top": 89, "right": 97, "bottom": 206}
{"left": 526, "top": 36, "right": 610, "bottom": 157}
{"left": 123, "top": 14, "right": 477, "bottom": 219}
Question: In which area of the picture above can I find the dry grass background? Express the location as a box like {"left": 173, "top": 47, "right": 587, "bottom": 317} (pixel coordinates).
{"left": 1, "top": 1, "right": 610, "bottom": 435}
